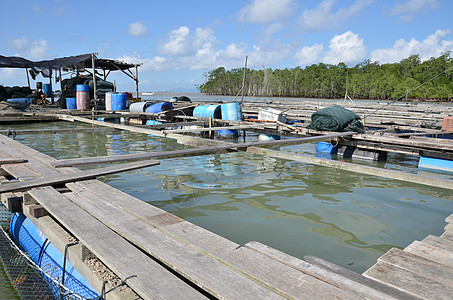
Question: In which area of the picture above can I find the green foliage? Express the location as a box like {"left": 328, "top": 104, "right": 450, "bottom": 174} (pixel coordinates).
{"left": 197, "top": 52, "right": 453, "bottom": 101}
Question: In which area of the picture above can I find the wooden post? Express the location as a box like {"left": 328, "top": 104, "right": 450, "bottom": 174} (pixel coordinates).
{"left": 91, "top": 53, "right": 98, "bottom": 110}
{"left": 240, "top": 56, "right": 248, "bottom": 102}
{"left": 49, "top": 70, "right": 54, "bottom": 104}
{"left": 135, "top": 64, "right": 139, "bottom": 101}
{"left": 25, "top": 68, "right": 31, "bottom": 88}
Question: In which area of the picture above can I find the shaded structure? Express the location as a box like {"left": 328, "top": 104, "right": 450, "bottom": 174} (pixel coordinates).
{"left": 0, "top": 53, "right": 141, "bottom": 105}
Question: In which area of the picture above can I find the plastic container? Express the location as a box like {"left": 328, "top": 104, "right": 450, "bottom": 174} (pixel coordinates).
{"left": 76, "top": 84, "right": 90, "bottom": 110}
{"left": 111, "top": 93, "right": 127, "bottom": 110}
{"left": 145, "top": 102, "right": 173, "bottom": 114}
{"left": 193, "top": 105, "right": 221, "bottom": 119}
{"left": 419, "top": 156, "right": 453, "bottom": 174}
{"left": 66, "top": 97, "right": 77, "bottom": 109}
{"left": 316, "top": 142, "right": 338, "bottom": 154}
{"left": 42, "top": 84, "right": 52, "bottom": 97}
{"left": 6, "top": 98, "right": 33, "bottom": 108}
{"left": 129, "top": 101, "right": 151, "bottom": 113}
{"left": 146, "top": 120, "right": 162, "bottom": 125}
{"left": 258, "top": 107, "right": 287, "bottom": 123}
{"left": 219, "top": 102, "right": 243, "bottom": 138}
{"left": 10, "top": 213, "right": 98, "bottom": 298}
{"left": 105, "top": 92, "right": 113, "bottom": 111}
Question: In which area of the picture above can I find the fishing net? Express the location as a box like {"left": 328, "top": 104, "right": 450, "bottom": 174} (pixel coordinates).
{"left": 306, "top": 105, "right": 365, "bottom": 133}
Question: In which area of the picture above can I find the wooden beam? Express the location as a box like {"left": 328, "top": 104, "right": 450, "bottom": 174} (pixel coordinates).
{"left": 0, "top": 157, "right": 26, "bottom": 164}
{"left": 0, "top": 160, "right": 160, "bottom": 193}
{"left": 52, "top": 132, "right": 355, "bottom": 167}
{"left": 246, "top": 147, "right": 453, "bottom": 191}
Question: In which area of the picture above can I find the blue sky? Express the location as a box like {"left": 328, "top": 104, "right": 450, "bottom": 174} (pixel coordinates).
{"left": 1, "top": 0, "right": 452, "bottom": 92}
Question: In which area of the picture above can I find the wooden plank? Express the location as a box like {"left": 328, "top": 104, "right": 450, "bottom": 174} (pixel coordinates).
{"left": 363, "top": 261, "right": 453, "bottom": 299}
{"left": 0, "top": 157, "right": 26, "bottom": 164}
{"left": 353, "top": 134, "right": 453, "bottom": 151}
{"left": 405, "top": 241, "right": 453, "bottom": 267}
{"left": 64, "top": 182, "right": 285, "bottom": 299}
{"left": 378, "top": 248, "right": 453, "bottom": 288}
{"left": 0, "top": 160, "right": 160, "bottom": 193}
{"left": 247, "top": 147, "right": 453, "bottom": 191}
{"left": 161, "top": 124, "right": 263, "bottom": 134}
{"left": 27, "top": 186, "right": 205, "bottom": 299}
{"left": 446, "top": 214, "right": 453, "bottom": 224}
{"left": 67, "top": 180, "right": 368, "bottom": 300}
{"left": 421, "top": 235, "right": 453, "bottom": 253}
{"left": 52, "top": 131, "right": 355, "bottom": 167}
{"left": 245, "top": 242, "right": 417, "bottom": 300}
{"left": 0, "top": 127, "right": 119, "bottom": 135}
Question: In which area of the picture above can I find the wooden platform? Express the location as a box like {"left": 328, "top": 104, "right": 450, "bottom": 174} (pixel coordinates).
{"left": 0, "top": 125, "right": 436, "bottom": 299}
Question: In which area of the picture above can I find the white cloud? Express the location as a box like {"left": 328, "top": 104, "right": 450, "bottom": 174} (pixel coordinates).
{"left": 118, "top": 52, "right": 168, "bottom": 72}
{"left": 370, "top": 29, "right": 453, "bottom": 63}
{"left": 264, "top": 23, "right": 283, "bottom": 36}
{"left": 298, "top": 0, "right": 373, "bottom": 32}
{"left": 390, "top": 0, "right": 439, "bottom": 18}
{"left": 237, "top": 0, "right": 295, "bottom": 23}
{"left": 248, "top": 42, "right": 292, "bottom": 67}
{"left": 128, "top": 22, "right": 147, "bottom": 37}
{"left": 323, "top": 31, "right": 367, "bottom": 64}
{"left": 158, "top": 26, "right": 192, "bottom": 56}
{"left": 8, "top": 36, "right": 49, "bottom": 60}
{"left": 294, "top": 44, "right": 324, "bottom": 66}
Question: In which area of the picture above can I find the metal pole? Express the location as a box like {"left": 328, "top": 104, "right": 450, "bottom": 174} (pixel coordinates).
{"left": 91, "top": 53, "right": 98, "bottom": 109}
{"left": 240, "top": 56, "right": 248, "bottom": 102}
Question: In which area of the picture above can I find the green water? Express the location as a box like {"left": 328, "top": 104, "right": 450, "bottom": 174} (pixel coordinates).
{"left": 1, "top": 121, "right": 453, "bottom": 275}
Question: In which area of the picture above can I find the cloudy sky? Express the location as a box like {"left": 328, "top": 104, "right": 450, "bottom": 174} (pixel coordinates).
{"left": 1, "top": 0, "right": 452, "bottom": 92}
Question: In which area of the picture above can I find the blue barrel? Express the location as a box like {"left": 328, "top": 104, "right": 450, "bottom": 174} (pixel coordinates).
{"left": 193, "top": 105, "right": 221, "bottom": 119}
{"left": 219, "top": 102, "right": 243, "bottom": 138}
{"left": 66, "top": 97, "right": 77, "bottom": 109}
{"left": 146, "top": 120, "right": 162, "bottom": 125}
{"left": 76, "top": 84, "right": 90, "bottom": 110}
{"left": 10, "top": 213, "right": 99, "bottom": 298}
{"left": 111, "top": 93, "right": 127, "bottom": 110}
{"left": 145, "top": 102, "right": 173, "bottom": 114}
{"left": 43, "top": 84, "right": 52, "bottom": 96}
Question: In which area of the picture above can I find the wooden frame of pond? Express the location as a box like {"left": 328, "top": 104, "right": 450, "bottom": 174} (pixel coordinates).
{"left": 1, "top": 99, "right": 453, "bottom": 299}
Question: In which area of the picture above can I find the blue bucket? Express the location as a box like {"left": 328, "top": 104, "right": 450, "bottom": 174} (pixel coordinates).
{"left": 316, "top": 142, "right": 338, "bottom": 154}
{"left": 111, "top": 93, "right": 127, "bottom": 110}
{"left": 43, "top": 84, "right": 52, "bottom": 96}
{"left": 145, "top": 102, "right": 173, "bottom": 114}
{"left": 66, "top": 97, "right": 77, "bottom": 109}
{"left": 193, "top": 105, "right": 221, "bottom": 119}
{"left": 219, "top": 102, "right": 243, "bottom": 138}
{"left": 10, "top": 213, "right": 98, "bottom": 298}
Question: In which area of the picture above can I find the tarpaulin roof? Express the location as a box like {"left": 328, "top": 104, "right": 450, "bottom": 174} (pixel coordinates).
{"left": 0, "top": 53, "right": 137, "bottom": 73}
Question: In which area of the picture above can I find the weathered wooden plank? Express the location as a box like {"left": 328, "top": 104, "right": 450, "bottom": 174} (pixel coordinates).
{"left": 405, "top": 241, "right": 453, "bottom": 267}
{"left": 421, "top": 235, "right": 453, "bottom": 253}
{"left": 0, "top": 157, "right": 26, "bottom": 164}
{"left": 353, "top": 134, "right": 453, "bottom": 151}
{"left": 28, "top": 186, "right": 205, "bottom": 299}
{"left": 446, "top": 214, "right": 453, "bottom": 224}
{"left": 67, "top": 180, "right": 368, "bottom": 300}
{"left": 247, "top": 147, "right": 453, "bottom": 191}
{"left": 53, "top": 131, "right": 355, "bottom": 167}
{"left": 65, "top": 182, "right": 285, "bottom": 299}
{"left": 1, "top": 163, "right": 43, "bottom": 181}
{"left": 245, "top": 242, "right": 418, "bottom": 300}
{"left": 363, "top": 261, "right": 453, "bottom": 299}
{"left": 378, "top": 248, "right": 453, "bottom": 288}
{"left": 0, "top": 160, "right": 160, "bottom": 193}
{"left": 161, "top": 124, "right": 263, "bottom": 134}
{"left": 0, "top": 127, "right": 119, "bottom": 135}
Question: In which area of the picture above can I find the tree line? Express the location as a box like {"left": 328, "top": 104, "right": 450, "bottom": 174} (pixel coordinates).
{"left": 196, "top": 52, "right": 453, "bottom": 101}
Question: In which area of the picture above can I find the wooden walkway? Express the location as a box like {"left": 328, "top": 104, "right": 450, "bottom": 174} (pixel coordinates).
{"left": 1, "top": 129, "right": 453, "bottom": 299}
